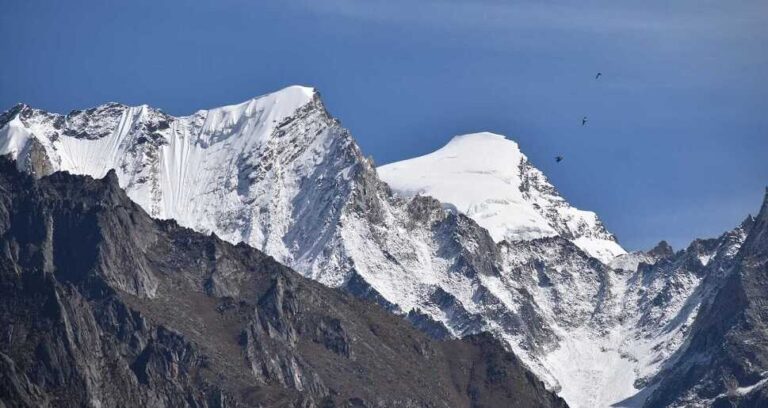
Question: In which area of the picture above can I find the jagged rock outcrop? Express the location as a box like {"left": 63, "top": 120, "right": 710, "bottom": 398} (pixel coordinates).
{"left": 647, "top": 241, "right": 674, "bottom": 260}
{"left": 0, "top": 156, "right": 567, "bottom": 408}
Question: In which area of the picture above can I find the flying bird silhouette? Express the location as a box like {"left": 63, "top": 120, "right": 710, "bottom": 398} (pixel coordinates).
{"left": 555, "top": 155, "right": 564, "bottom": 163}
{"left": 595, "top": 72, "right": 602, "bottom": 79}
{"left": 582, "top": 116, "right": 588, "bottom": 126}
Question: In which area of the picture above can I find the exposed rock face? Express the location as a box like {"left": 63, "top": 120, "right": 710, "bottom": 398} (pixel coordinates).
{"left": 638, "top": 190, "right": 768, "bottom": 408}
{"left": 647, "top": 240, "right": 674, "bottom": 260}
{"left": 0, "top": 157, "right": 567, "bottom": 408}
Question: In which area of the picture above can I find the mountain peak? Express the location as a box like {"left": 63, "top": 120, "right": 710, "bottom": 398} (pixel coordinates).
{"left": 648, "top": 240, "right": 674, "bottom": 259}
{"left": 246, "top": 84, "right": 316, "bottom": 108}
{"left": 0, "top": 103, "right": 28, "bottom": 128}
{"left": 246, "top": 84, "right": 315, "bottom": 108}
{"left": 442, "top": 131, "right": 522, "bottom": 157}
{"left": 760, "top": 186, "right": 768, "bottom": 222}
{"left": 378, "top": 132, "right": 625, "bottom": 263}
{"left": 741, "top": 214, "right": 756, "bottom": 231}
{"left": 740, "top": 186, "right": 768, "bottom": 258}
{"left": 189, "top": 84, "right": 316, "bottom": 121}
{"left": 447, "top": 131, "right": 513, "bottom": 145}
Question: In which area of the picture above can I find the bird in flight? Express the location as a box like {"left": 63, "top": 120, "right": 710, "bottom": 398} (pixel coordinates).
{"left": 555, "top": 155, "right": 564, "bottom": 163}
{"left": 582, "top": 116, "right": 588, "bottom": 126}
{"left": 595, "top": 72, "right": 602, "bottom": 79}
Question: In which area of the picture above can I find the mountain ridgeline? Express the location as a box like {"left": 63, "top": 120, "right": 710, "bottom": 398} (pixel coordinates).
{"left": 0, "top": 156, "right": 567, "bottom": 407}
{"left": 1, "top": 86, "right": 766, "bottom": 408}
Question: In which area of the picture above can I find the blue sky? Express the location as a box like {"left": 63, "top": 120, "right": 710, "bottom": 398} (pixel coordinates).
{"left": 1, "top": 0, "right": 766, "bottom": 250}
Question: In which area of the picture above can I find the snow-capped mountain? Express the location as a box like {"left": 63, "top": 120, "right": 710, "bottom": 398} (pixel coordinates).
{"left": 377, "top": 132, "right": 625, "bottom": 263}
{"left": 0, "top": 85, "right": 343, "bottom": 268}
{"left": 0, "top": 86, "right": 552, "bottom": 335}
{"left": 1, "top": 86, "right": 765, "bottom": 408}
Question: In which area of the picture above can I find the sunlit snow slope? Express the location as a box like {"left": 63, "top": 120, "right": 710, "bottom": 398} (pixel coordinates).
{"left": 0, "top": 86, "right": 330, "bottom": 264}
{"left": 378, "top": 132, "right": 625, "bottom": 263}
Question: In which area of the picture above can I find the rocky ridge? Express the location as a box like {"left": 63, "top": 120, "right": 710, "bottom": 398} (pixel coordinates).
{"left": 0, "top": 156, "right": 568, "bottom": 408}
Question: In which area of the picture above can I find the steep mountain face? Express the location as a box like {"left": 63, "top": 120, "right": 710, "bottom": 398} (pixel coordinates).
{"left": 612, "top": 224, "right": 751, "bottom": 407}
{"left": 488, "top": 217, "right": 752, "bottom": 408}
{"left": 377, "top": 132, "right": 625, "bottom": 264}
{"left": 0, "top": 86, "right": 352, "bottom": 270}
{"left": 1, "top": 87, "right": 764, "bottom": 408}
{"left": 0, "top": 157, "right": 568, "bottom": 408}
{"left": 638, "top": 191, "right": 768, "bottom": 408}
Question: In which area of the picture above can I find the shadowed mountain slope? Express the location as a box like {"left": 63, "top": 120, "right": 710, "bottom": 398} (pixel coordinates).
{"left": 0, "top": 156, "right": 567, "bottom": 408}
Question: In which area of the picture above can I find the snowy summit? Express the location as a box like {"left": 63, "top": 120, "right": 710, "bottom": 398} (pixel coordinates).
{"left": 378, "top": 132, "right": 625, "bottom": 263}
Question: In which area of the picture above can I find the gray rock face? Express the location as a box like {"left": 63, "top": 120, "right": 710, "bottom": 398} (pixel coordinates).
{"left": 647, "top": 241, "right": 674, "bottom": 260}
{"left": 639, "top": 190, "right": 768, "bottom": 408}
{"left": 0, "top": 157, "right": 567, "bottom": 408}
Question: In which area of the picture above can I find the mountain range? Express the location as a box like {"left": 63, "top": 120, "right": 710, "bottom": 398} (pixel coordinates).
{"left": 0, "top": 156, "right": 566, "bottom": 407}
{"left": 1, "top": 86, "right": 766, "bottom": 408}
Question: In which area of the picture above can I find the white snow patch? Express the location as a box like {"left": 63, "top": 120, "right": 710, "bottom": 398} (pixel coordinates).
{"left": 544, "top": 327, "right": 638, "bottom": 408}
